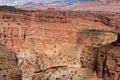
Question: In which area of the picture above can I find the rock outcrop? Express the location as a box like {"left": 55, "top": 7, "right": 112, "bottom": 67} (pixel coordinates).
{"left": 0, "top": 45, "right": 22, "bottom": 80}
{"left": 94, "top": 34, "right": 120, "bottom": 80}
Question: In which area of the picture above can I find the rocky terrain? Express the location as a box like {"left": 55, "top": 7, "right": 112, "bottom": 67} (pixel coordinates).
{"left": 0, "top": 6, "right": 120, "bottom": 80}
{"left": 0, "top": 45, "right": 22, "bottom": 80}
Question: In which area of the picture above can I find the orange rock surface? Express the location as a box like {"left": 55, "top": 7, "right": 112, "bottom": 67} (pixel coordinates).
{"left": 0, "top": 7, "right": 119, "bottom": 80}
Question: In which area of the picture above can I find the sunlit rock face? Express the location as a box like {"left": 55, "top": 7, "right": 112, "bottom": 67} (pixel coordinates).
{"left": 0, "top": 25, "right": 117, "bottom": 80}
{"left": 0, "top": 9, "right": 119, "bottom": 80}
{"left": 17, "top": 29, "right": 116, "bottom": 80}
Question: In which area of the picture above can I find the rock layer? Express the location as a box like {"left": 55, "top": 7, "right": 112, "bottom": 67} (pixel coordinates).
{"left": 0, "top": 9, "right": 119, "bottom": 80}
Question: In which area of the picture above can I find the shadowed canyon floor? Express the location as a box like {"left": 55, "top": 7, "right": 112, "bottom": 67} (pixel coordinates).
{"left": 0, "top": 6, "right": 120, "bottom": 80}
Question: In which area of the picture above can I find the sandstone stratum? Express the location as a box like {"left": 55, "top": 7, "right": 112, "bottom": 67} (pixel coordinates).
{"left": 0, "top": 6, "right": 120, "bottom": 80}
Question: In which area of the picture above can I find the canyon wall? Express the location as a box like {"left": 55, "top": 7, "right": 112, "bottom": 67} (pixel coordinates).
{"left": 0, "top": 25, "right": 117, "bottom": 80}
{"left": 0, "top": 9, "right": 119, "bottom": 80}
{"left": 93, "top": 34, "right": 120, "bottom": 80}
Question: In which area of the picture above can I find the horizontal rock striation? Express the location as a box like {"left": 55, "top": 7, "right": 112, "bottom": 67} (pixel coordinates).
{"left": 0, "top": 9, "right": 119, "bottom": 80}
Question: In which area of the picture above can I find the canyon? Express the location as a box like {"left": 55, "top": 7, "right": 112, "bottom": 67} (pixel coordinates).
{"left": 0, "top": 7, "right": 120, "bottom": 80}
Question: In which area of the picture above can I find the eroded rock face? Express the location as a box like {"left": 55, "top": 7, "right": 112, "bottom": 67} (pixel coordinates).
{"left": 0, "top": 45, "right": 22, "bottom": 80}
{"left": 0, "top": 9, "right": 119, "bottom": 80}
{"left": 98, "top": 12, "right": 120, "bottom": 33}
{"left": 80, "top": 30, "right": 117, "bottom": 69}
{"left": 0, "top": 25, "right": 117, "bottom": 80}
{"left": 95, "top": 34, "right": 120, "bottom": 80}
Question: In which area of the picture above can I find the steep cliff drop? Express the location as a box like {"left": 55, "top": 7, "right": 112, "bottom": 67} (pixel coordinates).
{"left": 95, "top": 33, "right": 120, "bottom": 80}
